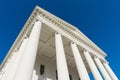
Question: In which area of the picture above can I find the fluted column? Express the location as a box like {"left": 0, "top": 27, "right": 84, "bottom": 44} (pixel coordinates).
{"left": 103, "top": 62, "right": 118, "bottom": 80}
{"left": 71, "top": 43, "right": 90, "bottom": 80}
{"left": 14, "top": 20, "right": 42, "bottom": 80}
{"left": 84, "top": 50, "right": 103, "bottom": 80}
{"left": 5, "top": 38, "right": 28, "bottom": 80}
{"left": 94, "top": 57, "right": 111, "bottom": 80}
{"left": 55, "top": 33, "right": 70, "bottom": 80}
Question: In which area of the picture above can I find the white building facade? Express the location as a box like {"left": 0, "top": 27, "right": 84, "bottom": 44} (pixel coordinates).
{"left": 0, "top": 6, "right": 118, "bottom": 80}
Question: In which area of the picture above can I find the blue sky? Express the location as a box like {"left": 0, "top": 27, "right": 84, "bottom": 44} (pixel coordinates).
{"left": 0, "top": 0, "right": 120, "bottom": 79}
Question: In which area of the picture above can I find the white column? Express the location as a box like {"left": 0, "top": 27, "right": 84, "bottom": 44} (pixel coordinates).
{"left": 94, "top": 57, "right": 111, "bottom": 80}
{"left": 55, "top": 33, "right": 70, "bottom": 80}
{"left": 84, "top": 50, "right": 103, "bottom": 80}
{"left": 71, "top": 43, "right": 90, "bottom": 80}
{"left": 1, "top": 52, "right": 18, "bottom": 80}
{"left": 32, "top": 69, "right": 39, "bottom": 80}
{"left": 14, "top": 20, "right": 42, "bottom": 80}
{"left": 5, "top": 38, "right": 28, "bottom": 80}
{"left": 103, "top": 62, "right": 118, "bottom": 80}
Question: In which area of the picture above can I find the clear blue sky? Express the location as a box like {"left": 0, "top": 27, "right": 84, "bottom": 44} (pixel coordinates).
{"left": 0, "top": 0, "right": 119, "bottom": 79}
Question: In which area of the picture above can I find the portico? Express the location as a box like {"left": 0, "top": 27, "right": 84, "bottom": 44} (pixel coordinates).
{"left": 0, "top": 6, "right": 118, "bottom": 80}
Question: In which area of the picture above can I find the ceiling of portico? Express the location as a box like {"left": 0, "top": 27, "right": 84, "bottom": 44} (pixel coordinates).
{"left": 37, "top": 23, "right": 91, "bottom": 72}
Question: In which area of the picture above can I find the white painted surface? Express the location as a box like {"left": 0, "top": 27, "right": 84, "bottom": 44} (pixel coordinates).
{"left": 14, "top": 21, "right": 42, "bottom": 80}
{"left": 0, "top": 6, "right": 118, "bottom": 80}
{"left": 103, "top": 62, "right": 118, "bottom": 80}
{"left": 55, "top": 33, "right": 70, "bottom": 80}
{"left": 0, "top": 52, "right": 18, "bottom": 80}
{"left": 94, "top": 57, "right": 111, "bottom": 80}
{"left": 84, "top": 50, "right": 103, "bottom": 80}
{"left": 71, "top": 43, "right": 90, "bottom": 80}
{"left": 5, "top": 38, "right": 28, "bottom": 80}
{"left": 32, "top": 54, "right": 79, "bottom": 80}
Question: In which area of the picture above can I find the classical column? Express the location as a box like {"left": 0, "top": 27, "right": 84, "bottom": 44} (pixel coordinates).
{"left": 84, "top": 50, "right": 103, "bottom": 80}
{"left": 14, "top": 20, "right": 42, "bottom": 80}
{"left": 5, "top": 38, "right": 28, "bottom": 80}
{"left": 0, "top": 52, "right": 18, "bottom": 80}
{"left": 94, "top": 57, "right": 111, "bottom": 80}
{"left": 71, "top": 43, "right": 90, "bottom": 80}
{"left": 103, "top": 62, "right": 118, "bottom": 80}
{"left": 55, "top": 33, "right": 70, "bottom": 80}
{"left": 32, "top": 69, "right": 39, "bottom": 80}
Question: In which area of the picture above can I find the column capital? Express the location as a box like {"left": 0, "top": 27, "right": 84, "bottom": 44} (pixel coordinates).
{"left": 14, "top": 49, "right": 18, "bottom": 52}
{"left": 36, "top": 15, "right": 46, "bottom": 24}
{"left": 36, "top": 19, "right": 39, "bottom": 22}
{"left": 55, "top": 32, "right": 59, "bottom": 34}
{"left": 33, "top": 20, "right": 42, "bottom": 26}
{"left": 83, "top": 49, "right": 89, "bottom": 53}
{"left": 71, "top": 42, "right": 75, "bottom": 44}
{"left": 103, "top": 61, "right": 109, "bottom": 64}
{"left": 24, "top": 35, "right": 28, "bottom": 39}
{"left": 94, "top": 56, "right": 98, "bottom": 59}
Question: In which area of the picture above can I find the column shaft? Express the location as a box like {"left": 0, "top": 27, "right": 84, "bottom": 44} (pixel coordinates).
{"left": 1, "top": 52, "right": 18, "bottom": 80}
{"left": 94, "top": 57, "right": 111, "bottom": 80}
{"left": 5, "top": 38, "right": 28, "bottom": 80}
{"left": 32, "top": 69, "right": 38, "bottom": 80}
{"left": 71, "top": 43, "right": 90, "bottom": 80}
{"left": 103, "top": 62, "right": 118, "bottom": 80}
{"left": 14, "top": 21, "right": 42, "bottom": 80}
{"left": 55, "top": 33, "right": 70, "bottom": 80}
{"left": 84, "top": 50, "right": 103, "bottom": 80}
